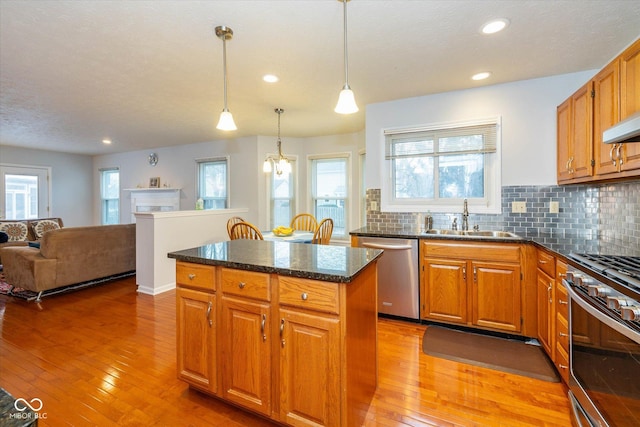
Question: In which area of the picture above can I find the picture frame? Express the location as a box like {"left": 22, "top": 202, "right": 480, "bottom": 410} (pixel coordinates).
{"left": 149, "top": 177, "right": 160, "bottom": 188}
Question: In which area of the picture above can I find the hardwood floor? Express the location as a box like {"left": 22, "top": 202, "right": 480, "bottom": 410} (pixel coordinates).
{"left": 0, "top": 277, "right": 571, "bottom": 426}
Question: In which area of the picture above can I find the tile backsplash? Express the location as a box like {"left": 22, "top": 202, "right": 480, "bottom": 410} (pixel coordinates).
{"left": 365, "top": 180, "right": 640, "bottom": 253}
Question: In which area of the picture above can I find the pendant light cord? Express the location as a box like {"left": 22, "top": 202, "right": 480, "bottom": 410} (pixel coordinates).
{"left": 222, "top": 37, "right": 229, "bottom": 111}
{"left": 342, "top": 0, "right": 350, "bottom": 88}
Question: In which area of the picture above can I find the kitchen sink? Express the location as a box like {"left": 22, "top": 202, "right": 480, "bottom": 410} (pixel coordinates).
{"left": 423, "top": 229, "right": 521, "bottom": 239}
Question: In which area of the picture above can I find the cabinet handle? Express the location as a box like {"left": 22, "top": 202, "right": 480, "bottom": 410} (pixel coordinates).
{"left": 188, "top": 273, "right": 196, "bottom": 280}
{"left": 548, "top": 283, "right": 553, "bottom": 304}
{"left": 610, "top": 144, "right": 617, "bottom": 167}
{"left": 558, "top": 273, "right": 566, "bottom": 278}
{"left": 559, "top": 332, "right": 569, "bottom": 338}
{"left": 238, "top": 282, "right": 246, "bottom": 289}
{"left": 462, "top": 266, "right": 466, "bottom": 280}
{"left": 538, "top": 259, "right": 547, "bottom": 264}
{"left": 617, "top": 144, "right": 623, "bottom": 166}
{"left": 473, "top": 266, "right": 477, "bottom": 282}
{"left": 280, "top": 318, "right": 286, "bottom": 347}
{"left": 559, "top": 364, "right": 568, "bottom": 370}
{"left": 206, "top": 301, "right": 213, "bottom": 327}
{"left": 558, "top": 299, "right": 568, "bottom": 305}
{"left": 261, "top": 314, "right": 267, "bottom": 342}
{"left": 301, "top": 292, "right": 308, "bottom": 301}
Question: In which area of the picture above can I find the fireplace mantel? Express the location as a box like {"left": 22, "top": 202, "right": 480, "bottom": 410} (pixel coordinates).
{"left": 125, "top": 188, "right": 181, "bottom": 223}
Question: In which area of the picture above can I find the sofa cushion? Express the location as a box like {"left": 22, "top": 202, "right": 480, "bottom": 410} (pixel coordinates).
{"left": 32, "top": 219, "right": 61, "bottom": 239}
{"left": 0, "top": 222, "right": 28, "bottom": 242}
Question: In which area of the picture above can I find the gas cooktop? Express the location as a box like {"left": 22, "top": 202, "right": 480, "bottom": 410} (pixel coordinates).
{"left": 569, "top": 253, "right": 640, "bottom": 291}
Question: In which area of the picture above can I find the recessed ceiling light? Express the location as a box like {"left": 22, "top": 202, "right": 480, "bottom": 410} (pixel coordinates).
{"left": 263, "top": 74, "right": 279, "bottom": 83}
{"left": 472, "top": 72, "right": 491, "bottom": 81}
{"left": 102, "top": 139, "right": 112, "bottom": 144}
{"left": 481, "top": 18, "right": 509, "bottom": 34}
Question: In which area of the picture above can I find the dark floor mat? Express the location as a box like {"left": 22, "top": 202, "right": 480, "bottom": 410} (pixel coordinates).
{"left": 422, "top": 325, "right": 560, "bottom": 382}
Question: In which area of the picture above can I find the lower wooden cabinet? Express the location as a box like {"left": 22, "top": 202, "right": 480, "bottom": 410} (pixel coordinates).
{"left": 421, "top": 240, "right": 524, "bottom": 334}
{"left": 175, "top": 260, "right": 378, "bottom": 427}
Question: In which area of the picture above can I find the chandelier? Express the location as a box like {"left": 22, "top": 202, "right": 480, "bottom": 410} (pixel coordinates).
{"left": 263, "top": 108, "right": 292, "bottom": 176}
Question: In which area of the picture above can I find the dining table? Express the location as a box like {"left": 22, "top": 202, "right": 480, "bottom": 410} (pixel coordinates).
{"left": 262, "top": 230, "right": 314, "bottom": 243}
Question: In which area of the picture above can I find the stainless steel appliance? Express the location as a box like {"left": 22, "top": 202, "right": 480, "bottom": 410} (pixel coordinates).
{"left": 355, "top": 236, "right": 419, "bottom": 320}
{"left": 603, "top": 111, "right": 640, "bottom": 144}
{"left": 563, "top": 254, "right": 640, "bottom": 427}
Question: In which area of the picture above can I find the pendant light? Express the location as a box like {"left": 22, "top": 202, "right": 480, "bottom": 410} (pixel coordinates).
{"left": 263, "top": 108, "right": 292, "bottom": 176}
{"left": 215, "top": 25, "right": 237, "bottom": 131}
{"left": 335, "top": 0, "right": 358, "bottom": 114}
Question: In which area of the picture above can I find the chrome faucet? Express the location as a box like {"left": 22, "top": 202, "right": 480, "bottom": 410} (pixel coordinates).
{"left": 462, "top": 198, "right": 469, "bottom": 231}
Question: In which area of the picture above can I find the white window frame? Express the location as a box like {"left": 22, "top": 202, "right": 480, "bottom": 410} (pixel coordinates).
{"left": 196, "top": 157, "right": 229, "bottom": 209}
{"left": 0, "top": 164, "right": 51, "bottom": 219}
{"left": 99, "top": 167, "right": 120, "bottom": 224}
{"left": 266, "top": 157, "right": 297, "bottom": 229}
{"left": 309, "top": 153, "right": 351, "bottom": 240}
{"left": 381, "top": 117, "right": 502, "bottom": 214}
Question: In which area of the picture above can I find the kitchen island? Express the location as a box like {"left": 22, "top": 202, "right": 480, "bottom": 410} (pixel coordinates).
{"left": 168, "top": 239, "right": 383, "bottom": 427}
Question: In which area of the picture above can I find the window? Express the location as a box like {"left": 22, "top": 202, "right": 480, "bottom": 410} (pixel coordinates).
{"left": 100, "top": 168, "right": 120, "bottom": 224}
{"left": 382, "top": 118, "right": 501, "bottom": 213}
{"left": 269, "top": 160, "right": 296, "bottom": 228}
{"left": 197, "top": 158, "right": 228, "bottom": 209}
{"left": 311, "top": 155, "right": 349, "bottom": 238}
{"left": 0, "top": 165, "right": 50, "bottom": 219}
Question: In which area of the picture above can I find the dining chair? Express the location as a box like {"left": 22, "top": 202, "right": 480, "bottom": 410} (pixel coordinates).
{"left": 226, "top": 216, "right": 245, "bottom": 238}
{"left": 229, "top": 221, "right": 264, "bottom": 240}
{"left": 312, "top": 218, "right": 333, "bottom": 245}
{"left": 290, "top": 213, "right": 318, "bottom": 232}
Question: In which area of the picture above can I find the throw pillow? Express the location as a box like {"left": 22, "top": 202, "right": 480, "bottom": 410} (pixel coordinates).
{"left": 0, "top": 222, "right": 29, "bottom": 242}
{"left": 32, "top": 219, "right": 61, "bottom": 239}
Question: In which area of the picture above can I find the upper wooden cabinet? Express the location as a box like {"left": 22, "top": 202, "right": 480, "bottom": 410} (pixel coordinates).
{"left": 558, "top": 37, "right": 640, "bottom": 184}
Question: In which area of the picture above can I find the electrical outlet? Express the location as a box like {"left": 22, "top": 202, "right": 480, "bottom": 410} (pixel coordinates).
{"left": 549, "top": 201, "right": 559, "bottom": 213}
{"left": 511, "top": 201, "right": 527, "bottom": 213}
{"left": 370, "top": 201, "right": 378, "bottom": 211}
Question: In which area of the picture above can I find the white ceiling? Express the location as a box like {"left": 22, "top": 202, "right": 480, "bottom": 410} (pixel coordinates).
{"left": 1, "top": 0, "right": 639, "bottom": 156}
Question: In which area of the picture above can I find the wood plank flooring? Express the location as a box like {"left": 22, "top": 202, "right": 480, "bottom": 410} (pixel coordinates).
{"left": 0, "top": 277, "right": 571, "bottom": 426}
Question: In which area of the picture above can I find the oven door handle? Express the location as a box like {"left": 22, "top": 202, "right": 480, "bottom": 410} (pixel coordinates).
{"left": 564, "top": 280, "right": 640, "bottom": 344}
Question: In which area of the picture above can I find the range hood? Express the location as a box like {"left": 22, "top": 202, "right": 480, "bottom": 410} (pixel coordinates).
{"left": 603, "top": 111, "right": 640, "bottom": 144}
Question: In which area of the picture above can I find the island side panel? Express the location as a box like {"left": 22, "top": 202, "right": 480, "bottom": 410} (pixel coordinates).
{"left": 345, "top": 260, "right": 379, "bottom": 427}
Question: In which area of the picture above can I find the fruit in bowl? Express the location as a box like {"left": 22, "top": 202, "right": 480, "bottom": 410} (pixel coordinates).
{"left": 273, "top": 226, "right": 294, "bottom": 236}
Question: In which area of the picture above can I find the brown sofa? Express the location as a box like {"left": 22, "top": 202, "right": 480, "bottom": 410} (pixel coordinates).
{"left": 0, "top": 218, "right": 64, "bottom": 263}
{"left": 0, "top": 224, "right": 135, "bottom": 301}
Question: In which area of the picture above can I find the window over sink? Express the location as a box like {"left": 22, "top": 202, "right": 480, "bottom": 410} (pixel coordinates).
{"left": 382, "top": 117, "right": 502, "bottom": 214}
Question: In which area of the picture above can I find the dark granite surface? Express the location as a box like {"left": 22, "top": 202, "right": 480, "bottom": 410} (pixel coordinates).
{"left": 168, "top": 239, "right": 383, "bottom": 283}
{"left": 0, "top": 387, "right": 38, "bottom": 426}
{"left": 350, "top": 226, "right": 639, "bottom": 260}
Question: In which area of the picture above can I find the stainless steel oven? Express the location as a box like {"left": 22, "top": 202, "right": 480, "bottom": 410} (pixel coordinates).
{"left": 563, "top": 254, "right": 640, "bottom": 427}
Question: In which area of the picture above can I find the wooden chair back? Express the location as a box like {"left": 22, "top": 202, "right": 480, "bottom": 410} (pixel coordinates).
{"left": 229, "top": 221, "right": 264, "bottom": 240}
{"left": 312, "top": 218, "right": 333, "bottom": 245}
{"left": 226, "top": 216, "right": 245, "bottom": 238}
{"left": 290, "top": 213, "right": 318, "bottom": 232}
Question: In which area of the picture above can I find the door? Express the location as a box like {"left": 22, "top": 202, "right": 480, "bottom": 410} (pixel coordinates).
{"left": 423, "top": 258, "right": 467, "bottom": 324}
{"left": 279, "top": 307, "right": 340, "bottom": 427}
{"left": 0, "top": 165, "right": 50, "bottom": 219}
{"left": 176, "top": 287, "right": 216, "bottom": 392}
{"left": 221, "top": 296, "right": 271, "bottom": 416}
{"left": 471, "top": 261, "right": 521, "bottom": 332}
{"left": 536, "top": 270, "right": 554, "bottom": 355}
{"left": 593, "top": 61, "right": 621, "bottom": 177}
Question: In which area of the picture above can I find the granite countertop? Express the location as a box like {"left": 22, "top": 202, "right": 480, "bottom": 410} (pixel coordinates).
{"left": 349, "top": 226, "right": 635, "bottom": 259}
{"left": 168, "top": 239, "right": 383, "bottom": 283}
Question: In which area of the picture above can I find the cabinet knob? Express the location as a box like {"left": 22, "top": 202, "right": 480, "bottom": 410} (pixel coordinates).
{"left": 188, "top": 273, "right": 196, "bottom": 280}
{"left": 301, "top": 292, "right": 308, "bottom": 301}
{"left": 238, "top": 282, "right": 246, "bottom": 289}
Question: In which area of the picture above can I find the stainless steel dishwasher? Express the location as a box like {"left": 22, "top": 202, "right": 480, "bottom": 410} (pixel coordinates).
{"left": 354, "top": 236, "right": 419, "bottom": 320}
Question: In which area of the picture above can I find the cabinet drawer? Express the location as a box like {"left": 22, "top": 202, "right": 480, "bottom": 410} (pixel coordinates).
{"left": 221, "top": 268, "right": 271, "bottom": 301}
{"left": 555, "top": 343, "right": 570, "bottom": 384}
{"left": 556, "top": 314, "right": 569, "bottom": 352}
{"left": 424, "top": 241, "right": 520, "bottom": 263}
{"left": 279, "top": 276, "right": 339, "bottom": 314}
{"left": 537, "top": 250, "right": 556, "bottom": 277}
{"left": 555, "top": 282, "right": 569, "bottom": 321}
{"left": 176, "top": 262, "right": 215, "bottom": 291}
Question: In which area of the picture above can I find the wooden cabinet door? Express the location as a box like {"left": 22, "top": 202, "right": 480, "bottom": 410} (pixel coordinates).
{"left": 422, "top": 258, "right": 467, "bottom": 324}
{"left": 176, "top": 287, "right": 216, "bottom": 392}
{"left": 220, "top": 296, "right": 271, "bottom": 416}
{"left": 279, "top": 307, "right": 340, "bottom": 427}
{"left": 620, "top": 38, "right": 640, "bottom": 119}
{"left": 571, "top": 82, "right": 595, "bottom": 180}
{"left": 594, "top": 60, "right": 621, "bottom": 177}
{"left": 536, "top": 270, "right": 554, "bottom": 356}
{"left": 557, "top": 97, "right": 573, "bottom": 183}
{"left": 471, "top": 261, "right": 521, "bottom": 333}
